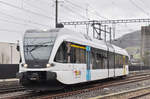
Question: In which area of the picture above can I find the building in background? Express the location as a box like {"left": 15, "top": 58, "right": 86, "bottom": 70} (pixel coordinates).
{"left": 141, "top": 25, "right": 150, "bottom": 66}
{"left": 0, "top": 42, "right": 19, "bottom": 64}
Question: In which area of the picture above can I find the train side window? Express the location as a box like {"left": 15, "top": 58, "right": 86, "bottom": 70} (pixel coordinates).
{"left": 119, "top": 55, "right": 123, "bottom": 68}
{"left": 70, "top": 47, "right": 76, "bottom": 63}
{"left": 117, "top": 54, "right": 120, "bottom": 68}
{"left": 91, "top": 48, "right": 107, "bottom": 69}
{"left": 54, "top": 42, "right": 67, "bottom": 63}
{"left": 118, "top": 55, "right": 121, "bottom": 68}
{"left": 103, "top": 50, "right": 107, "bottom": 69}
{"left": 69, "top": 43, "right": 86, "bottom": 64}
{"left": 108, "top": 52, "right": 110, "bottom": 69}
{"left": 125, "top": 56, "right": 129, "bottom": 65}
{"left": 54, "top": 42, "right": 86, "bottom": 64}
{"left": 100, "top": 51, "right": 105, "bottom": 69}
{"left": 115, "top": 54, "right": 117, "bottom": 68}
{"left": 116, "top": 54, "right": 121, "bottom": 68}
{"left": 96, "top": 53, "right": 101, "bottom": 69}
{"left": 91, "top": 49, "right": 97, "bottom": 69}
{"left": 80, "top": 49, "right": 86, "bottom": 63}
{"left": 108, "top": 52, "right": 114, "bottom": 69}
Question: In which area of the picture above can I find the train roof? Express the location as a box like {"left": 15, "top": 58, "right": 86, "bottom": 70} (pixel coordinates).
{"left": 25, "top": 28, "right": 129, "bottom": 56}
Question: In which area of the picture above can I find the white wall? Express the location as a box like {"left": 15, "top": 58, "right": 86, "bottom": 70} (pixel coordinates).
{"left": 0, "top": 42, "right": 19, "bottom": 64}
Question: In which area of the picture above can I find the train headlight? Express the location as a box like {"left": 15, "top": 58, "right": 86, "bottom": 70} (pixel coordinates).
{"left": 46, "top": 64, "right": 51, "bottom": 68}
{"left": 24, "top": 64, "right": 28, "bottom": 68}
{"left": 46, "top": 63, "right": 55, "bottom": 68}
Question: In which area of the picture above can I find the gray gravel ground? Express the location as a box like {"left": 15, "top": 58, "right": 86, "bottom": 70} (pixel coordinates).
{"left": 61, "top": 79, "right": 150, "bottom": 99}
{"left": 0, "top": 91, "right": 29, "bottom": 99}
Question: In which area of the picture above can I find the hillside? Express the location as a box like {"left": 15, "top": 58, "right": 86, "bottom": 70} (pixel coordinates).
{"left": 112, "top": 31, "right": 141, "bottom": 49}
{"left": 112, "top": 30, "right": 141, "bottom": 60}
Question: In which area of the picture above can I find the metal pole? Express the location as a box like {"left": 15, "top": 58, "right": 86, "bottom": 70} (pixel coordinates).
{"left": 93, "top": 21, "right": 95, "bottom": 38}
{"left": 112, "top": 23, "right": 116, "bottom": 40}
{"left": 110, "top": 27, "right": 112, "bottom": 43}
{"left": 93, "top": 25, "right": 95, "bottom": 38}
{"left": 86, "top": 24, "right": 89, "bottom": 35}
{"left": 55, "top": 0, "right": 58, "bottom": 28}
{"left": 99, "top": 24, "right": 101, "bottom": 40}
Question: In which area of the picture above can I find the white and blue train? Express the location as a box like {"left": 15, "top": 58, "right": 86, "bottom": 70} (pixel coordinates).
{"left": 17, "top": 28, "right": 129, "bottom": 90}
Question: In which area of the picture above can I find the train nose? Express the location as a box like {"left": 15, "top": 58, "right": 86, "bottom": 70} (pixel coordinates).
{"left": 46, "top": 71, "right": 57, "bottom": 81}
{"left": 29, "top": 73, "right": 39, "bottom": 81}
{"left": 17, "top": 71, "right": 57, "bottom": 81}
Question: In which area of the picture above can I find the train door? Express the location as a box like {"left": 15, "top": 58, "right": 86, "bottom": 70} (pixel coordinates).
{"left": 108, "top": 48, "right": 115, "bottom": 78}
{"left": 111, "top": 47, "right": 115, "bottom": 77}
{"left": 114, "top": 52, "right": 116, "bottom": 77}
{"left": 67, "top": 42, "right": 74, "bottom": 70}
{"left": 113, "top": 50, "right": 115, "bottom": 77}
{"left": 86, "top": 46, "right": 91, "bottom": 81}
{"left": 69, "top": 43, "right": 87, "bottom": 82}
{"left": 123, "top": 56, "right": 126, "bottom": 75}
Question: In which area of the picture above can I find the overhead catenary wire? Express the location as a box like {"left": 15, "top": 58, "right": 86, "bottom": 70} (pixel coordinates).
{"left": 137, "top": 0, "right": 145, "bottom": 6}
{"left": 129, "top": 0, "right": 150, "bottom": 17}
{"left": 62, "top": 5, "right": 89, "bottom": 20}
{"left": 62, "top": 2, "right": 102, "bottom": 21}
{"left": 87, "top": 4, "right": 109, "bottom": 20}
{"left": 0, "top": 17, "right": 39, "bottom": 28}
{"left": 137, "top": 0, "right": 149, "bottom": 9}
{"left": 23, "top": 0, "right": 52, "bottom": 14}
{"left": 32, "top": 0, "right": 53, "bottom": 6}
{"left": 65, "top": 0, "right": 105, "bottom": 19}
{"left": 0, "top": 29, "right": 22, "bottom": 33}
{"left": 24, "top": 0, "right": 108, "bottom": 21}
{"left": 29, "top": 0, "right": 81, "bottom": 23}
{"left": 65, "top": 0, "right": 109, "bottom": 20}
{"left": 57, "top": 5, "right": 82, "bottom": 21}
{"left": 0, "top": 9, "right": 49, "bottom": 27}
{"left": 0, "top": 1, "right": 54, "bottom": 20}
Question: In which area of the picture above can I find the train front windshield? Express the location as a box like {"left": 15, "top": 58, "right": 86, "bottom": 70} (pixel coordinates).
{"left": 23, "top": 32, "right": 56, "bottom": 68}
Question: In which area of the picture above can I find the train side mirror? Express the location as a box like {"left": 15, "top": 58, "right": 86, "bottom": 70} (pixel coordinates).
{"left": 17, "top": 45, "right": 20, "bottom": 51}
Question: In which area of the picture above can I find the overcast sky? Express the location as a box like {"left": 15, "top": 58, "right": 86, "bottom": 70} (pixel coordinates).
{"left": 0, "top": 0, "right": 150, "bottom": 43}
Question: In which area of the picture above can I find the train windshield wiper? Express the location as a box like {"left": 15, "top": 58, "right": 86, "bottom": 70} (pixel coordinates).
{"left": 29, "top": 41, "right": 53, "bottom": 52}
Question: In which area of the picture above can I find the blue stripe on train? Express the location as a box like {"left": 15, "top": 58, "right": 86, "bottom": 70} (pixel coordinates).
{"left": 86, "top": 69, "right": 91, "bottom": 81}
{"left": 86, "top": 46, "right": 91, "bottom": 81}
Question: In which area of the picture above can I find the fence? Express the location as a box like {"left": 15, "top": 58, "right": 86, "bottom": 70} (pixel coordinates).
{"left": 129, "top": 65, "right": 150, "bottom": 71}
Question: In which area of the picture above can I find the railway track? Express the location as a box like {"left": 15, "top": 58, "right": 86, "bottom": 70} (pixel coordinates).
{"left": 91, "top": 85, "right": 150, "bottom": 99}
{"left": 6, "top": 71, "right": 150, "bottom": 99}
{"left": 129, "top": 70, "right": 150, "bottom": 77}
{"left": 0, "top": 85, "right": 25, "bottom": 94}
{"left": 0, "top": 80, "right": 26, "bottom": 94}
{"left": 129, "top": 92, "right": 150, "bottom": 99}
